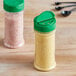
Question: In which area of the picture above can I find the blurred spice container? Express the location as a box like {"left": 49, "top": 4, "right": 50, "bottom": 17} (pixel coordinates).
{"left": 34, "top": 11, "right": 56, "bottom": 71}
{"left": 3, "top": 0, "right": 24, "bottom": 48}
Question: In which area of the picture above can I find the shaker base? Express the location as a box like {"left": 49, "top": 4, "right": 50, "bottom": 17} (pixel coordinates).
{"left": 34, "top": 63, "right": 56, "bottom": 72}
{"left": 4, "top": 42, "right": 24, "bottom": 49}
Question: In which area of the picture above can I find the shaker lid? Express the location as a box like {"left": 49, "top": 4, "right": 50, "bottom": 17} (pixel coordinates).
{"left": 34, "top": 11, "right": 56, "bottom": 33}
{"left": 3, "top": 0, "right": 24, "bottom": 12}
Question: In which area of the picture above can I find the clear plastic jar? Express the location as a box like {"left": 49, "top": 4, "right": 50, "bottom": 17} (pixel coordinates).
{"left": 34, "top": 11, "right": 56, "bottom": 71}
{"left": 3, "top": 0, "right": 24, "bottom": 48}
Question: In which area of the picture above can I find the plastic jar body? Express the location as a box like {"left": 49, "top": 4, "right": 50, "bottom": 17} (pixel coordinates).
{"left": 4, "top": 11, "right": 24, "bottom": 49}
{"left": 34, "top": 30, "right": 56, "bottom": 71}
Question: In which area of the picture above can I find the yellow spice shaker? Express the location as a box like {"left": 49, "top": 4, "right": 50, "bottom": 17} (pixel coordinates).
{"left": 34, "top": 11, "right": 56, "bottom": 71}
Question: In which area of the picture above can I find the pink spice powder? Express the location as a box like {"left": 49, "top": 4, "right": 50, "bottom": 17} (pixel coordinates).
{"left": 4, "top": 11, "right": 24, "bottom": 49}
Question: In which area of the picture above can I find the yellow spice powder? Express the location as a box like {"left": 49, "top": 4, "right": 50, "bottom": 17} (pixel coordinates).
{"left": 34, "top": 30, "right": 56, "bottom": 71}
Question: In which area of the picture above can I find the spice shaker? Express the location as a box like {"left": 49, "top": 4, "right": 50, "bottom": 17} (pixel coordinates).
{"left": 34, "top": 11, "right": 56, "bottom": 71}
{"left": 3, "top": 0, "right": 24, "bottom": 49}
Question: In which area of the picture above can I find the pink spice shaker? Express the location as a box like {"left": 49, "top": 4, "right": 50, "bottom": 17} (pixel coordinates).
{"left": 3, "top": 0, "right": 24, "bottom": 49}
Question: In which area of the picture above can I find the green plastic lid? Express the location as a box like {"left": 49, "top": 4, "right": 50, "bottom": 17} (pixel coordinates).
{"left": 34, "top": 11, "right": 56, "bottom": 33}
{"left": 3, "top": 0, "right": 24, "bottom": 12}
